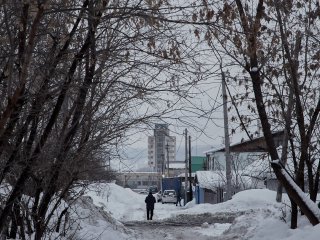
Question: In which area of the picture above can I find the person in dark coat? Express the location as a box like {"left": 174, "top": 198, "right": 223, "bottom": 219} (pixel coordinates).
{"left": 145, "top": 191, "right": 156, "bottom": 220}
{"left": 176, "top": 191, "right": 182, "bottom": 206}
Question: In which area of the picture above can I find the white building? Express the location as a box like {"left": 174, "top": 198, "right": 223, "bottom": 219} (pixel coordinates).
{"left": 148, "top": 124, "right": 176, "bottom": 174}
{"left": 117, "top": 171, "right": 162, "bottom": 190}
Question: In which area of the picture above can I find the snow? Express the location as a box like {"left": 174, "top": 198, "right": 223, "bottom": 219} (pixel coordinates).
{"left": 195, "top": 170, "right": 226, "bottom": 188}
{"left": 169, "top": 162, "right": 185, "bottom": 169}
{"left": 281, "top": 169, "right": 320, "bottom": 218}
{"left": 251, "top": 67, "right": 259, "bottom": 72}
{"left": 194, "top": 222, "right": 231, "bottom": 237}
{"left": 195, "top": 170, "right": 254, "bottom": 190}
{"left": 242, "top": 158, "right": 274, "bottom": 179}
{"left": 70, "top": 182, "right": 320, "bottom": 240}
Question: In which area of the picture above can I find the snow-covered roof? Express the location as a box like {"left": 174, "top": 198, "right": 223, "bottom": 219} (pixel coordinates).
{"left": 204, "top": 130, "right": 284, "bottom": 154}
{"left": 177, "top": 172, "right": 196, "bottom": 178}
{"left": 195, "top": 171, "right": 254, "bottom": 190}
{"left": 169, "top": 163, "right": 185, "bottom": 169}
{"left": 195, "top": 171, "right": 226, "bottom": 189}
{"left": 203, "top": 145, "right": 223, "bottom": 154}
{"left": 241, "top": 158, "right": 275, "bottom": 179}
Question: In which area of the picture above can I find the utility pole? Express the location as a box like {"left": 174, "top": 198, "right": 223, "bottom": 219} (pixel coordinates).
{"left": 184, "top": 128, "right": 188, "bottom": 205}
{"left": 188, "top": 135, "right": 192, "bottom": 201}
{"left": 106, "top": 152, "right": 111, "bottom": 171}
{"left": 166, "top": 141, "right": 170, "bottom": 177}
{"left": 222, "top": 70, "right": 232, "bottom": 201}
{"left": 161, "top": 154, "right": 164, "bottom": 176}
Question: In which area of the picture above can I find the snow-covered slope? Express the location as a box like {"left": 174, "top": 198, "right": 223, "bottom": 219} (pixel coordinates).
{"left": 73, "top": 183, "right": 320, "bottom": 240}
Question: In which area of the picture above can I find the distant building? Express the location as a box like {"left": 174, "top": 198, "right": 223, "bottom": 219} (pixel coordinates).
{"left": 204, "top": 130, "right": 284, "bottom": 172}
{"left": 191, "top": 156, "right": 207, "bottom": 173}
{"left": 167, "top": 160, "right": 185, "bottom": 177}
{"left": 148, "top": 124, "right": 176, "bottom": 174}
{"left": 194, "top": 170, "right": 253, "bottom": 204}
{"left": 117, "top": 172, "right": 162, "bottom": 190}
{"left": 194, "top": 171, "right": 225, "bottom": 204}
{"left": 200, "top": 130, "right": 285, "bottom": 197}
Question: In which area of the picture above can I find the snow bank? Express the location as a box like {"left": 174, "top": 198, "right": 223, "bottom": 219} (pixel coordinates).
{"left": 70, "top": 194, "right": 134, "bottom": 240}
{"left": 84, "top": 182, "right": 146, "bottom": 221}
{"left": 80, "top": 183, "right": 320, "bottom": 240}
{"left": 183, "top": 189, "right": 282, "bottom": 216}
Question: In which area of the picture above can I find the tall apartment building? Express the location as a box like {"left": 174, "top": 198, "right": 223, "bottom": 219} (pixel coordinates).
{"left": 148, "top": 124, "right": 176, "bottom": 174}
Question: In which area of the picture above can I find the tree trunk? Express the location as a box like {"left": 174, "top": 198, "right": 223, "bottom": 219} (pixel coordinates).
{"left": 291, "top": 200, "right": 298, "bottom": 229}
{"left": 310, "top": 161, "right": 320, "bottom": 202}
{"left": 55, "top": 208, "right": 68, "bottom": 233}
{"left": 250, "top": 69, "right": 319, "bottom": 225}
{"left": 276, "top": 184, "right": 283, "bottom": 203}
{"left": 276, "top": 90, "right": 294, "bottom": 202}
{"left": 8, "top": 212, "right": 17, "bottom": 239}
{"left": 233, "top": 0, "right": 320, "bottom": 225}
{"left": 271, "top": 161, "right": 319, "bottom": 225}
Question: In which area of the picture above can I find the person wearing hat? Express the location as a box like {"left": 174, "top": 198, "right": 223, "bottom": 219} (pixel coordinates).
{"left": 145, "top": 190, "right": 156, "bottom": 220}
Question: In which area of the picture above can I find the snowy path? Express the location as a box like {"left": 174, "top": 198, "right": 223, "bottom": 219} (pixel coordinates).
{"left": 123, "top": 212, "right": 241, "bottom": 226}
{"left": 127, "top": 224, "right": 220, "bottom": 240}
{"left": 123, "top": 209, "right": 279, "bottom": 240}
{"left": 84, "top": 184, "right": 318, "bottom": 240}
{"left": 122, "top": 211, "right": 242, "bottom": 240}
{"left": 78, "top": 184, "right": 320, "bottom": 240}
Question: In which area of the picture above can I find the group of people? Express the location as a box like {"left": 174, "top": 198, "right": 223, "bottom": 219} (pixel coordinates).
{"left": 144, "top": 191, "right": 182, "bottom": 220}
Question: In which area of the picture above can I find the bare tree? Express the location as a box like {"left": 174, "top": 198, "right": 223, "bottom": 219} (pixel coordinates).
{"left": 188, "top": 0, "right": 320, "bottom": 227}
{"left": 0, "top": 0, "right": 206, "bottom": 238}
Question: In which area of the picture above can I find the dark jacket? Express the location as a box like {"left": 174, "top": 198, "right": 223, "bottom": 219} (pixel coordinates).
{"left": 145, "top": 193, "right": 156, "bottom": 209}
{"left": 177, "top": 193, "right": 181, "bottom": 201}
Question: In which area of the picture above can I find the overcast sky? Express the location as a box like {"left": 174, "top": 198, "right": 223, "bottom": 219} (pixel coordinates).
{"left": 116, "top": 75, "right": 259, "bottom": 172}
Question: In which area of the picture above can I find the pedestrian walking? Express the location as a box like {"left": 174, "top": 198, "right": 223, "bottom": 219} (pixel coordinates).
{"left": 176, "top": 191, "right": 182, "bottom": 206}
{"left": 145, "top": 191, "right": 156, "bottom": 220}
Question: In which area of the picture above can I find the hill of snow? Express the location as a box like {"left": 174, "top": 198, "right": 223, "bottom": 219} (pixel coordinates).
{"left": 69, "top": 182, "right": 320, "bottom": 240}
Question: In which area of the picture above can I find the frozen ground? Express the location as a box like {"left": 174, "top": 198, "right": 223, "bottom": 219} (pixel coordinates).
{"left": 69, "top": 183, "right": 320, "bottom": 240}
